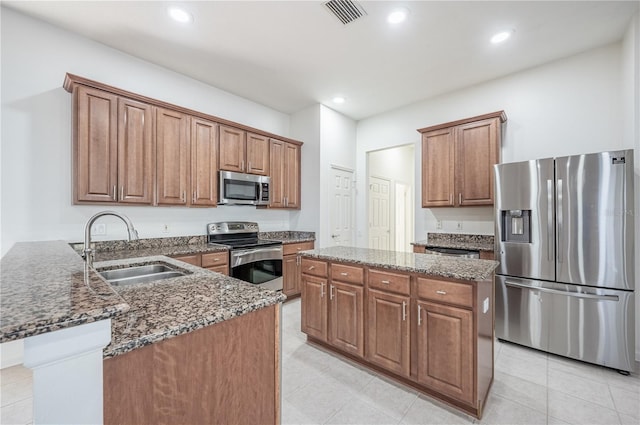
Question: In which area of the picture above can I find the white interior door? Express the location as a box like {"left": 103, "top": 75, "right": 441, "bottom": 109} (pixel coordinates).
{"left": 329, "top": 166, "right": 354, "bottom": 246}
{"left": 394, "top": 182, "right": 414, "bottom": 252}
{"left": 368, "top": 176, "right": 391, "bottom": 250}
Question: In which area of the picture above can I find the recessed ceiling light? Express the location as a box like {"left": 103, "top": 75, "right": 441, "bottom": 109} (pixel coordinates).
{"left": 168, "top": 7, "right": 193, "bottom": 24}
{"left": 332, "top": 96, "right": 346, "bottom": 104}
{"left": 387, "top": 8, "right": 409, "bottom": 24}
{"left": 491, "top": 31, "right": 512, "bottom": 44}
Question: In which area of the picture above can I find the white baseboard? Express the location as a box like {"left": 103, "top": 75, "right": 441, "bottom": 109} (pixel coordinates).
{"left": 0, "top": 339, "right": 24, "bottom": 368}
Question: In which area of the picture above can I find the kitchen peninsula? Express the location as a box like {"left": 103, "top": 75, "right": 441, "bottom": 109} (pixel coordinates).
{"left": 299, "top": 246, "right": 498, "bottom": 419}
{"left": 0, "top": 240, "right": 285, "bottom": 424}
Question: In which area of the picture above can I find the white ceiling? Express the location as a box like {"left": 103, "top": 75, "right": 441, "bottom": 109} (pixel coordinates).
{"left": 4, "top": 1, "right": 638, "bottom": 120}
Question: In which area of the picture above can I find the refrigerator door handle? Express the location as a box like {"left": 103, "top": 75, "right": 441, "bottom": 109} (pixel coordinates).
{"left": 557, "top": 178, "right": 563, "bottom": 263}
{"left": 547, "top": 179, "right": 553, "bottom": 262}
{"left": 505, "top": 281, "right": 619, "bottom": 301}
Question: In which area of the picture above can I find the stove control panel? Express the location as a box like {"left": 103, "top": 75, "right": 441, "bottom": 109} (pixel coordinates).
{"left": 207, "top": 222, "right": 259, "bottom": 235}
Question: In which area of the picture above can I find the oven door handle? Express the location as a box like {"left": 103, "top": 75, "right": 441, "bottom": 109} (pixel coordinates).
{"left": 231, "top": 246, "right": 283, "bottom": 267}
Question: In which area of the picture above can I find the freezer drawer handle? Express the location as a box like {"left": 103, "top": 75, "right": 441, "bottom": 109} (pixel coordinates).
{"left": 505, "top": 281, "right": 619, "bottom": 301}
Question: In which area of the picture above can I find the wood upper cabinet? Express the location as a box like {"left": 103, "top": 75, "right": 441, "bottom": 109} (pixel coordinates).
{"left": 219, "top": 125, "right": 269, "bottom": 175}
{"left": 419, "top": 111, "right": 505, "bottom": 207}
{"left": 416, "top": 300, "right": 474, "bottom": 404}
{"left": 269, "top": 139, "right": 301, "bottom": 209}
{"left": 367, "top": 289, "right": 410, "bottom": 377}
{"left": 191, "top": 118, "right": 218, "bottom": 206}
{"left": 74, "top": 86, "right": 153, "bottom": 204}
{"left": 156, "top": 107, "right": 190, "bottom": 205}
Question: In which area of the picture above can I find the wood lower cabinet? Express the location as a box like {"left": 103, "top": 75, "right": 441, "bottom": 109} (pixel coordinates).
{"left": 367, "top": 289, "right": 410, "bottom": 376}
{"left": 74, "top": 86, "right": 153, "bottom": 204}
{"left": 416, "top": 300, "right": 474, "bottom": 404}
{"left": 300, "top": 256, "right": 494, "bottom": 419}
{"left": 269, "top": 139, "right": 301, "bottom": 209}
{"left": 104, "top": 304, "right": 280, "bottom": 425}
{"left": 282, "top": 241, "right": 315, "bottom": 298}
{"left": 419, "top": 111, "right": 506, "bottom": 207}
{"left": 172, "top": 252, "right": 229, "bottom": 275}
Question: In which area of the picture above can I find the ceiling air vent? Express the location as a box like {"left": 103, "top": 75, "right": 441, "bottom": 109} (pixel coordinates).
{"left": 324, "top": 0, "right": 367, "bottom": 25}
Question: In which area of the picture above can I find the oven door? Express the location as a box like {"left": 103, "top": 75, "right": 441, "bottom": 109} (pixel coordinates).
{"left": 230, "top": 245, "right": 283, "bottom": 291}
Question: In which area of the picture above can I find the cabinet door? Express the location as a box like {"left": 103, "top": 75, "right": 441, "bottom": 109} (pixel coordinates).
{"left": 284, "top": 142, "right": 301, "bottom": 209}
{"left": 75, "top": 86, "right": 118, "bottom": 203}
{"left": 367, "top": 289, "right": 410, "bottom": 376}
{"left": 301, "top": 275, "right": 327, "bottom": 341}
{"left": 218, "top": 125, "right": 246, "bottom": 173}
{"left": 416, "top": 300, "right": 473, "bottom": 404}
{"left": 422, "top": 128, "right": 455, "bottom": 207}
{"left": 282, "top": 255, "right": 300, "bottom": 297}
{"left": 191, "top": 118, "right": 218, "bottom": 206}
{"left": 329, "top": 281, "right": 364, "bottom": 358}
{"left": 117, "top": 98, "right": 153, "bottom": 204}
{"left": 269, "top": 139, "right": 285, "bottom": 208}
{"left": 246, "top": 133, "right": 269, "bottom": 175}
{"left": 156, "top": 108, "right": 190, "bottom": 205}
{"left": 455, "top": 118, "right": 499, "bottom": 206}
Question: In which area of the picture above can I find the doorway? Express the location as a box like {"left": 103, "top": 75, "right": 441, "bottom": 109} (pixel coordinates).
{"left": 367, "top": 144, "right": 415, "bottom": 252}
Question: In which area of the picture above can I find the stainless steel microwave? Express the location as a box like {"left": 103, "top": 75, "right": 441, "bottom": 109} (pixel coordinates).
{"left": 219, "top": 171, "right": 270, "bottom": 206}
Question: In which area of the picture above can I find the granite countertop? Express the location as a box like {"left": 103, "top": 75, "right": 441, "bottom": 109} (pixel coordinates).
{"left": 95, "top": 256, "right": 285, "bottom": 358}
{"left": 260, "top": 231, "right": 316, "bottom": 244}
{"left": 301, "top": 246, "right": 498, "bottom": 281}
{"left": 412, "top": 233, "right": 495, "bottom": 252}
{"left": 0, "top": 241, "right": 129, "bottom": 342}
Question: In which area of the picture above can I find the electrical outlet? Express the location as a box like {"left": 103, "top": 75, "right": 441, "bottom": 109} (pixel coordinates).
{"left": 162, "top": 224, "right": 169, "bottom": 233}
{"left": 436, "top": 220, "right": 442, "bottom": 230}
{"left": 93, "top": 223, "right": 106, "bottom": 235}
{"left": 456, "top": 221, "right": 463, "bottom": 230}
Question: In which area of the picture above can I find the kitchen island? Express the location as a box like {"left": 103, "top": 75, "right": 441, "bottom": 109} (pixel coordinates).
{"left": 299, "top": 246, "right": 498, "bottom": 419}
{"left": 0, "top": 240, "right": 285, "bottom": 424}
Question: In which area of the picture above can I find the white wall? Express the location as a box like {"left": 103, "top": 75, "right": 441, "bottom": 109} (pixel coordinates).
{"left": 356, "top": 43, "right": 628, "bottom": 247}
{"left": 317, "top": 105, "right": 357, "bottom": 248}
{"left": 0, "top": 8, "right": 297, "bottom": 256}
{"left": 622, "top": 11, "right": 640, "bottom": 361}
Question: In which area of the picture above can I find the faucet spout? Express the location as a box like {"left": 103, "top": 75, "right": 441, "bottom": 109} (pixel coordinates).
{"left": 83, "top": 210, "right": 139, "bottom": 268}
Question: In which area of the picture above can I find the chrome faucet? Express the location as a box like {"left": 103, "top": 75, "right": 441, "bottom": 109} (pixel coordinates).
{"left": 83, "top": 210, "right": 139, "bottom": 268}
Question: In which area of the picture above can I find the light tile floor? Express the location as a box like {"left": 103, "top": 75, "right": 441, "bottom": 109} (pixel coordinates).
{"left": 2, "top": 298, "right": 639, "bottom": 424}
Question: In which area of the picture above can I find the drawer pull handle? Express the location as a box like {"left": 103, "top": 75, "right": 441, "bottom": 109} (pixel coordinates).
{"left": 321, "top": 282, "right": 325, "bottom": 297}
{"left": 340, "top": 272, "right": 348, "bottom": 276}
{"left": 308, "top": 266, "right": 315, "bottom": 270}
{"left": 436, "top": 290, "right": 447, "bottom": 295}
{"left": 381, "top": 280, "right": 390, "bottom": 284}
{"left": 330, "top": 285, "right": 334, "bottom": 300}
{"left": 418, "top": 305, "right": 422, "bottom": 326}
{"left": 402, "top": 301, "right": 406, "bottom": 321}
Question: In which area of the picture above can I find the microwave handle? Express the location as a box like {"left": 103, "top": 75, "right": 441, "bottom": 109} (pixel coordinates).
{"left": 258, "top": 182, "right": 263, "bottom": 202}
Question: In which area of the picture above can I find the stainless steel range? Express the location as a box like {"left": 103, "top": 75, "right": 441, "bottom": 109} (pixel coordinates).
{"left": 207, "top": 222, "right": 283, "bottom": 291}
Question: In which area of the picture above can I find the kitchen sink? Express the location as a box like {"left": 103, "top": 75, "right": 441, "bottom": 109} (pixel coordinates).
{"left": 99, "top": 263, "right": 188, "bottom": 286}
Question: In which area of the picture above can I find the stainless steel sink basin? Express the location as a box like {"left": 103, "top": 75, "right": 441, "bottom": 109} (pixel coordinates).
{"left": 99, "top": 264, "right": 187, "bottom": 286}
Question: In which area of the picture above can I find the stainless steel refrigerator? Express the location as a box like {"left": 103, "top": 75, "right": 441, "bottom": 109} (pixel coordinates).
{"left": 494, "top": 149, "right": 635, "bottom": 373}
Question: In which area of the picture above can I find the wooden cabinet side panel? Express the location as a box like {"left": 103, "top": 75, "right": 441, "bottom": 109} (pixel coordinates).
{"left": 75, "top": 86, "right": 118, "bottom": 203}
{"left": 219, "top": 125, "right": 246, "bottom": 172}
{"left": 246, "top": 132, "right": 270, "bottom": 175}
{"left": 269, "top": 139, "right": 285, "bottom": 208}
{"left": 422, "top": 129, "right": 455, "bottom": 207}
{"left": 329, "top": 282, "right": 364, "bottom": 357}
{"left": 156, "top": 108, "right": 190, "bottom": 205}
{"left": 284, "top": 142, "right": 301, "bottom": 209}
{"left": 191, "top": 118, "right": 218, "bottom": 206}
{"left": 367, "top": 289, "right": 410, "bottom": 376}
{"left": 301, "top": 275, "right": 327, "bottom": 340}
{"left": 417, "top": 301, "right": 474, "bottom": 404}
{"left": 118, "top": 98, "right": 154, "bottom": 204}
{"left": 455, "top": 118, "right": 499, "bottom": 206}
{"left": 105, "top": 306, "right": 278, "bottom": 425}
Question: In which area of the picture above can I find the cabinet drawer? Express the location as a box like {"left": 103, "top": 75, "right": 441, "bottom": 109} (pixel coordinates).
{"left": 202, "top": 251, "right": 228, "bottom": 268}
{"left": 368, "top": 269, "right": 410, "bottom": 295}
{"left": 300, "top": 259, "right": 328, "bottom": 277}
{"left": 172, "top": 254, "right": 201, "bottom": 267}
{"left": 283, "top": 241, "right": 315, "bottom": 256}
{"left": 206, "top": 265, "right": 229, "bottom": 275}
{"left": 417, "top": 277, "right": 473, "bottom": 308}
{"left": 331, "top": 263, "right": 364, "bottom": 285}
